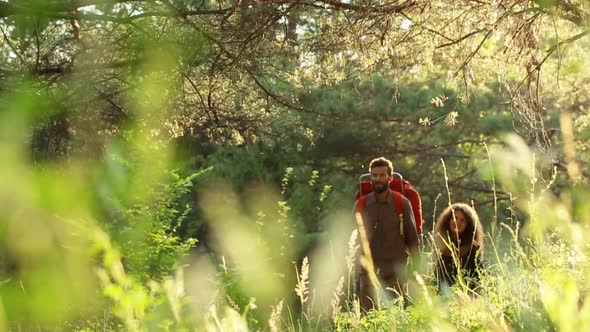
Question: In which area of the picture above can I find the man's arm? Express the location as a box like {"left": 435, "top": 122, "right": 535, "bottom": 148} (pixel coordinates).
{"left": 402, "top": 197, "right": 420, "bottom": 256}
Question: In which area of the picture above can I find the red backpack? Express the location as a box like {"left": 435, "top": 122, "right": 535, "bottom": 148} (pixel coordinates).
{"left": 354, "top": 172, "right": 423, "bottom": 234}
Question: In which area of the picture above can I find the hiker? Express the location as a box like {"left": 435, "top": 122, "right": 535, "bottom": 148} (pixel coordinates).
{"left": 354, "top": 157, "right": 420, "bottom": 312}
{"left": 433, "top": 203, "right": 484, "bottom": 290}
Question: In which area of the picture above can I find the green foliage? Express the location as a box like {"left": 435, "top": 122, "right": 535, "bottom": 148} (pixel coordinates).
{"left": 2, "top": 0, "right": 590, "bottom": 331}
{"left": 93, "top": 151, "right": 202, "bottom": 281}
{"left": 534, "top": 0, "right": 559, "bottom": 8}
{"left": 284, "top": 168, "right": 333, "bottom": 233}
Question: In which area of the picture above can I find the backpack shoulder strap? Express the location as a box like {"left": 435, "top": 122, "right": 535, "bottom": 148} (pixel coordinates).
{"left": 358, "top": 193, "right": 405, "bottom": 234}
{"left": 392, "top": 191, "right": 404, "bottom": 234}
{"left": 392, "top": 191, "right": 403, "bottom": 216}
{"left": 358, "top": 192, "right": 402, "bottom": 215}
{"left": 357, "top": 195, "right": 367, "bottom": 216}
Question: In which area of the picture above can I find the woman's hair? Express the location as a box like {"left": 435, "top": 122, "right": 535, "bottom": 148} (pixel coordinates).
{"left": 434, "top": 203, "right": 484, "bottom": 249}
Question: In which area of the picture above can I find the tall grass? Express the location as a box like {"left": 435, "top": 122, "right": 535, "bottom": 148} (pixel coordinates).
{"left": 191, "top": 134, "right": 589, "bottom": 331}
{"left": 2, "top": 131, "right": 590, "bottom": 331}
{"left": 1, "top": 70, "right": 589, "bottom": 331}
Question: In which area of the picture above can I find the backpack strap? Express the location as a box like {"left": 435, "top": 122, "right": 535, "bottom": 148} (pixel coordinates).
{"left": 392, "top": 191, "right": 404, "bottom": 234}
{"left": 357, "top": 195, "right": 367, "bottom": 216}
{"left": 392, "top": 191, "right": 403, "bottom": 216}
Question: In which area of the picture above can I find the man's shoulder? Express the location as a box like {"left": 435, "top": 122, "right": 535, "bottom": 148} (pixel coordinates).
{"left": 388, "top": 190, "right": 409, "bottom": 202}
{"left": 355, "top": 193, "right": 376, "bottom": 209}
{"left": 399, "top": 193, "right": 411, "bottom": 204}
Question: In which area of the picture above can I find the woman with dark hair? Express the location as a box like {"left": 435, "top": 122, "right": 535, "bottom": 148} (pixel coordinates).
{"left": 433, "top": 203, "right": 484, "bottom": 289}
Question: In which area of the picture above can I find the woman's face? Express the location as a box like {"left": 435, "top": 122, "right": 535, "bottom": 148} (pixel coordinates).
{"left": 449, "top": 209, "right": 468, "bottom": 234}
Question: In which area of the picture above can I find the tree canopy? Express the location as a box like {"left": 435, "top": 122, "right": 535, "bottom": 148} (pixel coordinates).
{"left": 2, "top": 0, "right": 590, "bottom": 330}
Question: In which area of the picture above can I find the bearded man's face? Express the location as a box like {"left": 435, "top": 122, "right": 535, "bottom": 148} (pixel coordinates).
{"left": 370, "top": 166, "right": 391, "bottom": 193}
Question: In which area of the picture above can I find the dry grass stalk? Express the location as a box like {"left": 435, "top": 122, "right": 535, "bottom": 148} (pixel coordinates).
{"left": 295, "top": 256, "right": 310, "bottom": 305}
{"left": 414, "top": 272, "right": 432, "bottom": 307}
{"left": 354, "top": 211, "right": 382, "bottom": 305}
{"left": 352, "top": 298, "right": 361, "bottom": 329}
{"left": 331, "top": 276, "right": 345, "bottom": 322}
{"left": 346, "top": 229, "right": 359, "bottom": 274}
{"left": 268, "top": 299, "right": 284, "bottom": 332}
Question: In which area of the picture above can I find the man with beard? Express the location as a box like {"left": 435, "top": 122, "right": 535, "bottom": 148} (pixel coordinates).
{"left": 353, "top": 157, "right": 420, "bottom": 312}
